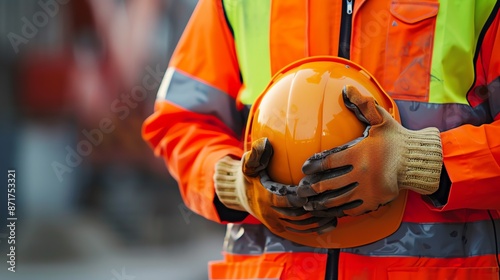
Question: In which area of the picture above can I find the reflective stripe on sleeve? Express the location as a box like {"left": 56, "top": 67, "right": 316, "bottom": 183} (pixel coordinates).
{"left": 157, "top": 68, "right": 244, "bottom": 135}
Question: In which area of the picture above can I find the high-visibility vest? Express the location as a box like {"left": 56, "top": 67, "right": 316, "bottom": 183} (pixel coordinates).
{"left": 143, "top": 0, "right": 500, "bottom": 279}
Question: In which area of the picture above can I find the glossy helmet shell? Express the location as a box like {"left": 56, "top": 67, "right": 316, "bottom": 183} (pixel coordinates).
{"left": 245, "top": 56, "right": 407, "bottom": 248}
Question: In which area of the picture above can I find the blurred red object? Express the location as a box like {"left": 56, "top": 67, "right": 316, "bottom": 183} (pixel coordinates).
{"left": 17, "top": 51, "right": 73, "bottom": 118}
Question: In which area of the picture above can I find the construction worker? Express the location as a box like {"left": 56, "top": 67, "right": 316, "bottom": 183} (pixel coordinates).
{"left": 142, "top": 0, "right": 500, "bottom": 279}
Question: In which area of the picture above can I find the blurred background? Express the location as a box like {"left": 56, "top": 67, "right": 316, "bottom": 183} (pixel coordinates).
{"left": 0, "top": 1, "right": 227, "bottom": 279}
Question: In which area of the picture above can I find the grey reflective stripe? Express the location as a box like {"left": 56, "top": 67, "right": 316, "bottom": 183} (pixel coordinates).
{"left": 395, "top": 100, "right": 493, "bottom": 132}
{"left": 223, "top": 219, "right": 500, "bottom": 258}
{"left": 343, "top": 219, "right": 500, "bottom": 258}
{"left": 158, "top": 69, "right": 244, "bottom": 135}
{"left": 487, "top": 76, "right": 500, "bottom": 118}
{"left": 223, "top": 223, "right": 328, "bottom": 255}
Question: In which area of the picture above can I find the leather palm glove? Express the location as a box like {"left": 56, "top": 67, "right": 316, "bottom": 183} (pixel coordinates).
{"left": 214, "top": 138, "right": 338, "bottom": 234}
{"left": 297, "top": 85, "right": 443, "bottom": 217}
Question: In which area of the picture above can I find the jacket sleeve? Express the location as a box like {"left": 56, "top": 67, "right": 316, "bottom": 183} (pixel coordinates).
{"left": 432, "top": 6, "right": 500, "bottom": 211}
{"left": 142, "top": 0, "right": 254, "bottom": 223}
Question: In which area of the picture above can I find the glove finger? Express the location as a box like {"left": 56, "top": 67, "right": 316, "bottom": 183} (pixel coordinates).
{"left": 271, "top": 206, "right": 309, "bottom": 217}
{"left": 302, "top": 182, "right": 358, "bottom": 210}
{"left": 309, "top": 200, "right": 363, "bottom": 217}
{"left": 259, "top": 171, "right": 307, "bottom": 207}
{"left": 297, "top": 166, "right": 353, "bottom": 197}
{"left": 305, "top": 184, "right": 362, "bottom": 211}
{"left": 285, "top": 192, "right": 308, "bottom": 208}
{"left": 343, "top": 85, "right": 383, "bottom": 126}
{"left": 283, "top": 218, "right": 337, "bottom": 234}
{"left": 271, "top": 193, "right": 307, "bottom": 208}
{"left": 260, "top": 171, "right": 291, "bottom": 195}
{"left": 243, "top": 138, "right": 273, "bottom": 176}
{"left": 301, "top": 127, "right": 369, "bottom": 175}
{"left": 342, "top": 199, "right": 393, "bottom": 217}
{"left": 298, "top": 164, "right": 361, "bottom": 198}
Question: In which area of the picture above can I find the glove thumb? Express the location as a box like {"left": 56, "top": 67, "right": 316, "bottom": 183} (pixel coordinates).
{"left": 343, "top": 85, "right": 384, "bottom": 126}
{"left": 243, "top": 138, "right": 273, "bottom": 177}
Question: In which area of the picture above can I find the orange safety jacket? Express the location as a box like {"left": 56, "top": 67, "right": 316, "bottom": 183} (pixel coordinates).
{"left": 142, "top": 0, "right": 500, "bottom": 279}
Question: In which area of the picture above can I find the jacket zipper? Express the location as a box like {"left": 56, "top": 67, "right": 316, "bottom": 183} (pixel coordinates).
{"left": 325, "top": 2, "right": 354, "bottom": 277}
{"left": 324, "top": 249, "right": 340, "bottom": 280}
{"left": 325, "top": 1, "right": 354, "bottom": 279}
{"left": 338, "top": 0, "right": 354, "bottom": 59}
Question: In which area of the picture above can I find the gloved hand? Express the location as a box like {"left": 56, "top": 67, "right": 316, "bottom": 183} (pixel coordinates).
{"left": 297, "top": 85, "right": 443, "bottom": 217}
{"left": 214, "top": 138, "right": 337, "bottom": 234}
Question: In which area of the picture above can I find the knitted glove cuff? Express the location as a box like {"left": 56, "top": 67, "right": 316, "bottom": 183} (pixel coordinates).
{"left": 214, "top": 157, "right": 247, "bottom": 212}
{"left": 399, "top": 127, "right": 443, "bottom": 194}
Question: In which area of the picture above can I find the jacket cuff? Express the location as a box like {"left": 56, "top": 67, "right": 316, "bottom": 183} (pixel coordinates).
{"left": 214, "top": 195, "right": 249, "bottom": 222}
{"left": 424, "top": 165, "right": 451, "bottom": 208}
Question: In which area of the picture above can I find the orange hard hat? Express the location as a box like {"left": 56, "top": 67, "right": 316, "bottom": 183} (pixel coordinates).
{"left": 245, "top": 56, "right": 407, "bottom": 248}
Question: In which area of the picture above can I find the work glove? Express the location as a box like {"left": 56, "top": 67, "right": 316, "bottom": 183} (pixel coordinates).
{"left": 214, "top": 138, "right": 338, "bottom": 234}
{"left": 297, "top": 85, "right": 443, "bottom": 217}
